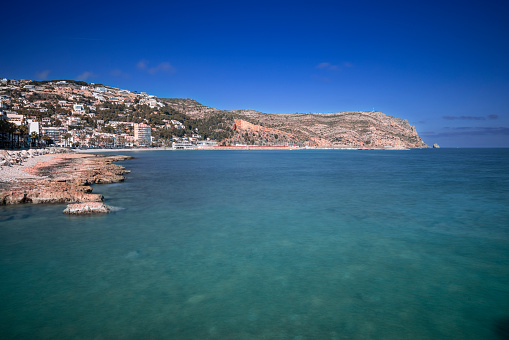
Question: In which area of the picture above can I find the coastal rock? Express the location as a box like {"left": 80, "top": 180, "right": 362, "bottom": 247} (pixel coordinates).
{"left": 20, "top": 150, "right": 29, "bottom": 159}
{"left": 0, "top": 147, "right": 67, "bottom": 166}
{"left": 0, "top": 153, "right": 132, "bottom": 206}
{"left": 63, "top": 202, "right": 111, "bottom": 215}
{"left": 0, "top": 185, "right": 103, "bottom": 205}
{"left": 433, "top": 143, "right": 440, "bottom": 148}
{"left": 27, "top": 189, "right": 103, "bottom": 204}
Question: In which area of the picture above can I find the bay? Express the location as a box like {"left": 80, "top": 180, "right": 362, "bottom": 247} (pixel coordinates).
{"left": 1, "top": 149, "right": 509, "bottom": 339}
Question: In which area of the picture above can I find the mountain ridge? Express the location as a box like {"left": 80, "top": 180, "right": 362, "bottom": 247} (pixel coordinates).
{"left": 161, "top": 98, "right": 428, "bottom": 149}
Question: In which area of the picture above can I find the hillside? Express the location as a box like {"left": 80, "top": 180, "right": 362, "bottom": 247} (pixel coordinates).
{"left": 0, "top": 77, "right": 428, "bottom": 149}
{"left": 162, "top": 98, "right": 428, "bottom": 149}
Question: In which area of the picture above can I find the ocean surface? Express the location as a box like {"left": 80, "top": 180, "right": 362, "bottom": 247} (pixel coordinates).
{"left": 1, "top": 149, "right": 509, "bottom": 339}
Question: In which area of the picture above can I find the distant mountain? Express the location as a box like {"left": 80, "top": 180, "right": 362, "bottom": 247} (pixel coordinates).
{"left": 161, "top": 98, "right": 428, "bottom": 149}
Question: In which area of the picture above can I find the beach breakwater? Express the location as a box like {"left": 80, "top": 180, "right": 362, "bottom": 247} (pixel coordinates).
{"left": 0, "top": 148, "right": 133, "bottom": 206}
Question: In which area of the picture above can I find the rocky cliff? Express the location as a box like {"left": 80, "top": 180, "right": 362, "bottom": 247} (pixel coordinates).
{"left": 163, "top": 99, "right": 428, "bottom": 148}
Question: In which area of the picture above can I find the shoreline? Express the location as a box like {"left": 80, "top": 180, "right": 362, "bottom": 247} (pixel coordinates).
{"left": 0, "top": 144, "right": 420, "bottom": 206}
{"left": 76, "top": 146, "right": 411, "bottom": 152}
{"left": 0, "top": 148, "right": 133, "bottom": 206}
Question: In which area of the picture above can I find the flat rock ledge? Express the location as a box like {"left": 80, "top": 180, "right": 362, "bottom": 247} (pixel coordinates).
{"left": 0, "top": 152, "right": 133, "bottom": 205}
{"left": 63, "top": 202, "right": 111, "bottom": 215}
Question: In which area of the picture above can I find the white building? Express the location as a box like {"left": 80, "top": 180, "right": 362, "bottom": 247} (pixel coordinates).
{"left": 147, "top": 99, "right": 157, "bottom": 108}
{"left": 73, "top": 104, "right": 85, "bottom": 113}
{"left": 67, "top": 116, "right": 82, "bottom": 126}
{"left": 134, "top": 123, "right": 151, "bottom": 146}
{"left": 28, "top": 120, "right": 40, "bottom": 135}
{"left": 173, "top": 140, "right": 195, "bottom": 149}
{"left": 7, "top": 113, "right": 25, "bottom": 126}
{"left": 197, "top": 140, "right": 219, "bottom": 148}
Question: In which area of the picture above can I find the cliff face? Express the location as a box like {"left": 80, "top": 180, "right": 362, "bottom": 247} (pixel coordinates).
{"left": 163, "top": 98, "right": 428, "bottom": 148}
{"left": 232, "top": 119, "right": 300, "bottom": 146}
{"left": 269, "top": 111, "right": 428, "bottom": 149}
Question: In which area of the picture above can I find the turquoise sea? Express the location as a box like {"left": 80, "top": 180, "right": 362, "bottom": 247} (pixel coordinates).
{"left": 1, "top": 149, "right": 509, "bottom": 339}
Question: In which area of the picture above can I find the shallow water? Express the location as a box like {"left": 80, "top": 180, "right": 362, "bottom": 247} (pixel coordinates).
{"left": 1, "top": 149, "right": 509, "bottom": 339}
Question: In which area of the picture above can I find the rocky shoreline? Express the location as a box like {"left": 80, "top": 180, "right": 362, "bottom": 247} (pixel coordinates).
{"left": 0, "top": 148, "right": 133, "bottom": 213}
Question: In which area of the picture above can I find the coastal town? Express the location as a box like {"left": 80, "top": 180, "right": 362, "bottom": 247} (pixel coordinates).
{"left": 0, "top": 77, "right": 428, "bottom": 211}
{"left": 0, "top": 77, "right": 431, "bottom": 151}
{"left": 0, "top": 78, "right": 220, "bottom": 150}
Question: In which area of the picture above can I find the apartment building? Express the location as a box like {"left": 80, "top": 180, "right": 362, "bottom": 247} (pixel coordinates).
{"left": 134, "top": 123, "right": 151, "bottom": 146}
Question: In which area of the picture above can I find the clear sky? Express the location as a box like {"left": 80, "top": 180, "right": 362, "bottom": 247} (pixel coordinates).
{"left": 2, "top": 0, "right": 508, "bottom": 147}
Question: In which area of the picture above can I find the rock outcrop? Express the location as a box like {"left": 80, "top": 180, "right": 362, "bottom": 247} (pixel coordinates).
{"left": 1, "top": 184, "right": 103, "bottom": 205}
{"left": 232, "top": 119, "right": 300, "bottom": 145}
{"left": 0, "top": 152, "right": 133, "bottom": 205}
{"left": 63, "top": 202, "right": 111, "bottom": 215}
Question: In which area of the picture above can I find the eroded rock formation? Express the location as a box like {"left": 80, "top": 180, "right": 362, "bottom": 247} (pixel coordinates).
{"left": 0, "top": 153, "right": 133, "bottom": 205}
{"left": 63, "top": 202, "right": 112, "bottom": 215}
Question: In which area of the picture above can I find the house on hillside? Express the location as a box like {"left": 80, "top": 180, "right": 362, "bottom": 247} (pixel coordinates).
{"left": 7, "top": 113, "right": 25, "bottom": 126}
{"left": 72, "top": 104, "right": 85, "bottom": 114}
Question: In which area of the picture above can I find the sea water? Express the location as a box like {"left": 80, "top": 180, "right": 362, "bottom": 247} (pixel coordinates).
{"left": 1, "top": 149, "right": 509, "bottom": 339}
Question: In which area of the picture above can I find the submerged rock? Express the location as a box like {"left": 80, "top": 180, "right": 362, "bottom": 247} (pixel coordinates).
{"left": 125, "top": 250, "right": 142, "bottom": 259}
{"left": 63, "top": 202, "right": 111, "bottom": 215}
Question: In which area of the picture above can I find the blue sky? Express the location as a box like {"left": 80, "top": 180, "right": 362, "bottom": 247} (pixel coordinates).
{"left": 2, "top": 0, "right": 508, "bottom": 147}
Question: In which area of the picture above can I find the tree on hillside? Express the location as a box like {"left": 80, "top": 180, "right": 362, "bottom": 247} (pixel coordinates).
{"left": 101, "top": 126, "right": 115, "bottom": 134}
